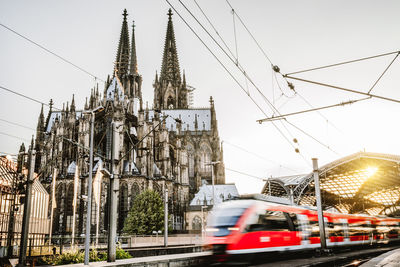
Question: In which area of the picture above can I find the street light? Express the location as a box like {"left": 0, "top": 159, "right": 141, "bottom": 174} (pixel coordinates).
{"left": 206, "top": 161, "right": 220, "bottom": 205}
{"left": 82, "top": 106, "right": 103, "bottom": 266}
{"left": 201, "top": 206, "right": 207, "bottom": 242}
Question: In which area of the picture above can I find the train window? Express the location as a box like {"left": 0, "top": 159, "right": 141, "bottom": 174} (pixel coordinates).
{"left": 349, "top": 223, "right": 370, "bottom": 236}
{"left": 211, "top": 207, "right": 248, "bottom": 227}
{"left": 328, "top": 222, "right": 345, "bottom": 237}
{"left": 246, "top": 210, "right": 291, "bottom": 232}
{"left": 309, "top": 221, "right": 320, "bottom": 237}
{"left": 286, "top": 213, "right": 299, "bottom": 231}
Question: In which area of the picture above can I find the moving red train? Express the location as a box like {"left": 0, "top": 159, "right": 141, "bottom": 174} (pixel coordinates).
{"left": 205, "top": 197, "right": 400, "bottom": 263}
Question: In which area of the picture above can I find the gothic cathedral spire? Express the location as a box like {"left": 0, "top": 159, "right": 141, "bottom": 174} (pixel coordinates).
{"left": 114, "top": 9, "right": 130, "bottom": 77}
{"left": 129, "top": 21, "right": 138, "bottom": 75}
{"left": 160, "top": 9, "right": 181, "bottom": 86}
{"left": 154, "top": 9, "right": 188, "bottom": 110}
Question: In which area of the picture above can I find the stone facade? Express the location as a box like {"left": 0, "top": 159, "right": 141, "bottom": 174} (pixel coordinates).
{"left": 31, "top": 9, "right": 225, "bottom": 236}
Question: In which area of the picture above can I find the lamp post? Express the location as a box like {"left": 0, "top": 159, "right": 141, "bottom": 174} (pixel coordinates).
{"left": 201, "top": 205, "right": 207, "bottom": 242}
{"left": 83, "top": 106, "right": 103, "bottom": 266}
{"left": 207, "top": 161, "right": 220, "bottom": 205}
{"left": 312, "top": 158, "right": 327, "bottom": 251}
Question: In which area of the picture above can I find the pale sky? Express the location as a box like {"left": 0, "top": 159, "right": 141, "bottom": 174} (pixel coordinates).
{"left": 1, "top": 0, "right": 400, "bottom": 194}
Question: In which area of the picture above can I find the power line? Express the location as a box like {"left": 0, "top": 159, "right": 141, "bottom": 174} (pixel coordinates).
{"left": 285, "top": 50, "right": 400, "bottom": 76}
{"left": 368, "top": 52, "right": 400, "bottom": 94}
{"left": 219, "top": 1, "right": 338, "bottom": 156}
{"left": 175, "top": 0, "right": 335, "bottom": 158}
{"left": 0, "top": 22, "right": 105, "bottom": 82}
{"left": 0, "top": 85, "right": 61, "bottom": 110}
{"left": 0, "top": 131, "right": 30, "bottom": 142}
{"left": 0, "top": 118, "right": 35, "bottom": 131}
{"left": 172, "top": 0, "right": 313, "bottom": 162}
{"left": 257, "top": 97, "right": 371, "bottom": 122}
{"left": 225, "top": 0, "right": 273, "bottom": 66}
{"left": 223, "top": 140, "right": 298, "bottom": 172}
{"left": 284, "top": 75, "right": 400, "bottom": 104}
{"left": 225, "top": 167, "right": 264, "bottom": 181}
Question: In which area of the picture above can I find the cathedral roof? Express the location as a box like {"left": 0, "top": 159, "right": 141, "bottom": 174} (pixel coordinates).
{"left": 45, "top": 111, "right": 82, "bottom": 133}
{"left": 190, "top": 183, "right": 239, "bottom": 206}
{"left": 106, "top": 76, "right": 125, "bottom": 100}
{"left": 148, "top": 108, "right": 211, "bottom": 132}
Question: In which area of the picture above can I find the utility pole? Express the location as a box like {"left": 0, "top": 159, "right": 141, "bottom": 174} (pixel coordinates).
{"left": 208, "top": 161, "right": 220, "bottom": 205}
{"left": 18, "top": 144, "right": 35, "bottom": 267}
{"left": 84, "top": 111, "right": 95, "bottom": 266}
{"left": 312, "top": 158, "right": 327, "bottom": 251}
{"left": 107, "top": 122, "right": 119, "bottom": 262}
{"left": 164, "top": 186, "right": 168, "bottom": 247}
{"left": 83, "top": 106, "right": 103, "bottom": 266}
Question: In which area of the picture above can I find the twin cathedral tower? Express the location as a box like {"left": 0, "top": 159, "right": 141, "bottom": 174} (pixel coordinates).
{"left": 28, "top": 9, "right": 225, "bottom": 234}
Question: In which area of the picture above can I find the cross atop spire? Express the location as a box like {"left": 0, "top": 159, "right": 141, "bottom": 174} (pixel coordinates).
{"left": 123, "top": 9, "right": 128, "bottom": 20}
{"left": 160, "top": 8, "right": 181, "bottom": 86}
{"left": 114, "top": 9, "right": 130, "bottom": 77}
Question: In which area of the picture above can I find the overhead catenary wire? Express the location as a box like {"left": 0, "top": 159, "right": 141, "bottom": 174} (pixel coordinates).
{"left": 0, "top": 85, "right": 62, "bottom": 110}
{"left": 221, "top": 1, "right": 340, "bottom": 156}
{"left": 284, "top": 75, "right": 400, "bottom": 104}
{"left": 285, "top": 50, "right": 400, "bottom": 76}
{"left": 225, "top": 167, "right": 264, "bottom": 181}
{"left": 368, "top": 52, "right": 400, "bottom": 94}
{"left": 0, "top": 22, "right": 105, "bottom": 83}
{"left": 0, "top": 118, "right": 35, "bottom": 131}
{"left": 223, "top": 140, "right": 299, "bottom": 172}
{"left": 257, "top": 97, "right": 371, "bottom": 122}
{"left": 171, "top": 1, "right": 330, "bottom": 162}
{"left": 0, "top": 131, "right": 30, "bottom": 142}
{"left": 225, "top": 0, "right": 273, "bottom": 66}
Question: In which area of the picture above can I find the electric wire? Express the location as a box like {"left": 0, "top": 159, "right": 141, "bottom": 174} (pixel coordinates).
{"left": 176, "top": 0, "right": 336, "bottom": 158}
{"left": 225, "top": 167, "right": 264, "bottom": 181}
{"left": 0, "top": 118, "right": 35, "bottom": 131}
{"left": 171, "top": 0, "right": 309, "bottom": 159}
{"left": 257, "top": 97, "right": 370, "bottom": 122}
{"left": 225, "top": 0, "right": 273, "bottom": 66}
{"left": 285, "top": 50, "right": 400, "bottom": 76}
{"left": 0, "top": 22, "right": 105, "bottom": 82}
{"left": 368, "top": 52, "right": 400, "bottom": 94}
{"left": 223, "top": 140, "right": 298, "bottom": 172}
{"left": 0, "top": 85, "right": 62, "bottom": 110}
{"left": 193, "top": 0, "right": 237, "bottom": 59}
{"left": 231, "top": 7, "right": 239, "bottom": 64}
{"left": 284, "top": 75, "right": 400, "bottom": 104}
{"left": 220, "top": 1, "right": 339, "bottom": 155}
{"left": 0, "top": 131, "right": 30, "bottom": 142}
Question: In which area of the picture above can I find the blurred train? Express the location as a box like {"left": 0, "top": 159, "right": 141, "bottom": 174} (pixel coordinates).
{"left": 204, "top": 197, "right": 400, "bottom": 263}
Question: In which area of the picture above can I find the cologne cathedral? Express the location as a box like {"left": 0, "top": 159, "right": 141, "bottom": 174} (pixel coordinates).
{"left": 30, "top": 9, "right": 225, "bottom": 235}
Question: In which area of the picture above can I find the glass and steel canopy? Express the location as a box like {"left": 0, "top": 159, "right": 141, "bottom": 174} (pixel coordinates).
{"left": 261, "top": 152, "right": 400, "bottom": 216}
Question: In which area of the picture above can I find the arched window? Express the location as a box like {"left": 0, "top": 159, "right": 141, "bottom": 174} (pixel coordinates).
{"left": 187, "top": 143, "right": 195, "bottom": 178}
{"left": 130, "top": 183, "right": 140, "bottom": 208}
{"left": 65, "top": 183, "right": 74, "bottom": 233}
{"left": 192, "top": 216, "right": 202, "bottom": 231}
{"left": 200, "top": 144, "right": 212, "bottom": 173}
{"left": 167, "top": 95, "right": 174, "bottom": 109}
{"left": 118, "top": 183, "right": 129, "bottom": 233}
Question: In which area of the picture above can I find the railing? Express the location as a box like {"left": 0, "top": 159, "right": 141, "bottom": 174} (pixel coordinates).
{"left": 0, "top": 234, "right": 204, "bottom": 258}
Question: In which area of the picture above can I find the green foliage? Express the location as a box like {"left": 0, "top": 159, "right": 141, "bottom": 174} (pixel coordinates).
{"left": 123, "top": 189, "right": 164, "bottom": 235}
{"left": 36, "top": 247, "right": 124, "bottom": 265}
{"left": 116, "top": 246, "right": 132, "bottom": 259}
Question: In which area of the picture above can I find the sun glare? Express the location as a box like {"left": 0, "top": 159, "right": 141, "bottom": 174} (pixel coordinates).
{"left": 365, "top": 167, "right": 378, "bottom": 177}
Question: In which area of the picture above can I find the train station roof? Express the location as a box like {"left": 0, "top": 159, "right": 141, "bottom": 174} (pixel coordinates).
{"left": 261, "top": 152, "right": 400, "bottom": 216}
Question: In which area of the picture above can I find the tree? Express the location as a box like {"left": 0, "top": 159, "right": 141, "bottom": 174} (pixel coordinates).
{"left": 123, "top": 189, "right": 164, "bottom": 235}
